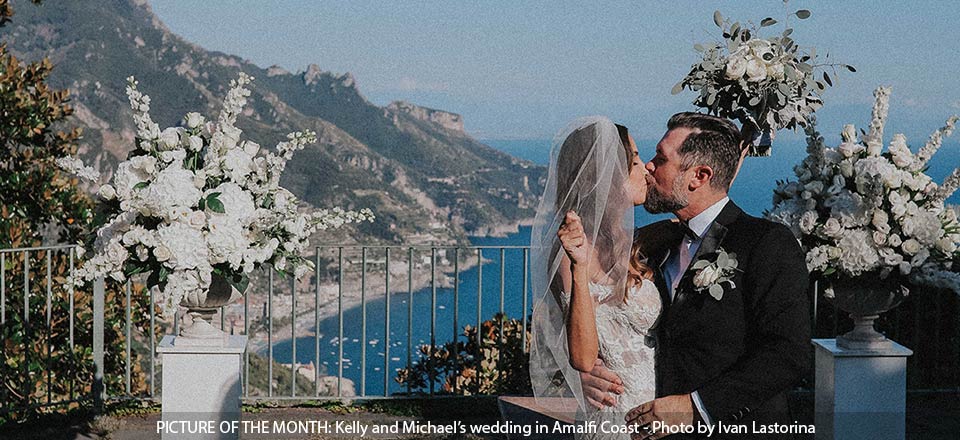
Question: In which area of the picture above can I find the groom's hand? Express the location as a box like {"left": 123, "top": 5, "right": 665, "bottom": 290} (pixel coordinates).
{"left": 626, "top": 394, "right": 695, "bottom": 440}
{"left": 580, "top": 359, "right": 624, "bottom": 409}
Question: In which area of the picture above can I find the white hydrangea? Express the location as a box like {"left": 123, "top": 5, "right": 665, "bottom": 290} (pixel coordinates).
{"left": 206, "top": 216, "right": 250, "bottom": 269}
{"left": 900, "top": 210, "right": 942, "bottom": 246}
{"left": 157, "top": 221, "right": 209, "bottom": 270}
{"left": 838, "top": 230, "right": 880, "bottom": 276}
{"left": 143, "top": 164, "right": 203, "bottom": 220}
{"left": 207, "top": 182, "right": 256, "bottom": 225}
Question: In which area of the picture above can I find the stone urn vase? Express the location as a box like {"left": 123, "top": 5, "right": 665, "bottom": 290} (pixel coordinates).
{"left": 829, "top": 275, "right": 908, "bottom": 350}
{"left": 177, "top": 273, "right": 244, "bottom": 343}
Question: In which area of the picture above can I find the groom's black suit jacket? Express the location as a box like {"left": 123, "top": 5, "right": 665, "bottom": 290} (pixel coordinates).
{"left": 636, "top": 201, "right": 810, "bottom": 437}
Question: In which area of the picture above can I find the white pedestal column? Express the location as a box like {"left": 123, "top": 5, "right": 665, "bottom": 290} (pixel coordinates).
{"left": 158, "top": 335, "right": 247, "bottom": 440}
{"left": 813, "top": 338, "right": 912, "bottom": 440}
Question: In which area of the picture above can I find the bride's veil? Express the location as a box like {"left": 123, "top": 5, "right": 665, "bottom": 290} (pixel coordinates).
{"left": 529, "top": 116, "right": 634, "bottom": 416}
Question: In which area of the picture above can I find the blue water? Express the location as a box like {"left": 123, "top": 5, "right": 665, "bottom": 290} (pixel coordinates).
{"left": 270, "top": 230, "right": 534, "bottom": 397}
{"left": 272, "top": 139, "right": 960, "bottom": 396}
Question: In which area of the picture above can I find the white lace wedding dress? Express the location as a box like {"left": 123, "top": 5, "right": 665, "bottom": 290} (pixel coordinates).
{"left": 564, "top": 279, "right": 662, "bottom": 440}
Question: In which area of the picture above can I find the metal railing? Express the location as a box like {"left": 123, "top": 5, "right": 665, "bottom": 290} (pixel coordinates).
{"left": 1, "top": 243, "right": 958, "bottom": 416}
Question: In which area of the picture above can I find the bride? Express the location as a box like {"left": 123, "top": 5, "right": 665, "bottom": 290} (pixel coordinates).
{"left": 530, "top": 116, "right": 662, "bottom": 439}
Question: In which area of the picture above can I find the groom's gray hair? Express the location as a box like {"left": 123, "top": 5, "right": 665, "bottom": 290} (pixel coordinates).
{"left": 667, "top": 112, "right": 742, "bottom": 190}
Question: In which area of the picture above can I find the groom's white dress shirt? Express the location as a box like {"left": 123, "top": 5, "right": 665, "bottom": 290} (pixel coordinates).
{"left": 663, "top": 196, "right": 729, "bottom": 426}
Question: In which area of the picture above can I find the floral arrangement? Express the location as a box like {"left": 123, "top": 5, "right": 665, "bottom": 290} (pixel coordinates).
{"left": 60, "top": 73, "right": 373, "bottom": 317}
{"left": 673, "top": 9, "right": 854, "bottom": 156}
{"left": 690, "top": 248, "right": 739, "bottom": 300}
{"left": 767, "top": 86, "right": 960, "bottom": 294}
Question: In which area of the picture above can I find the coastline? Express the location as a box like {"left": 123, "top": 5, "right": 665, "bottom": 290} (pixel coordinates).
{"left": 244, "top": 252, "right": 481, "bottom": 355}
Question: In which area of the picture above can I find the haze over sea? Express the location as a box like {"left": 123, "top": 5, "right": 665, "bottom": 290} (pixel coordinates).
{"left": 272, "top": 138, "right": 960, "bottom": 396}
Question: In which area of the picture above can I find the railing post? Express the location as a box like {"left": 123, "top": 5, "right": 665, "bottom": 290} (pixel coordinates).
{"left": 93, "top": 277, "right": 106, "bottom": 412}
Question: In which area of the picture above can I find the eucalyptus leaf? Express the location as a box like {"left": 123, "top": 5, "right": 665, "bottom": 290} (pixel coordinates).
{"left": 714, "top": 10, "right": 723, "bottom": 27}
{"left": 709, "top": 284, "right": 724, "bottom": 300}
{"left": 717, "top": 252, "right": 729, "bottom": 267}
{"left": 823, "top": 72, "right": 833, "bottom": 87}
{"left": 782, "top": 28, "right": 793, "bottom": 38}
{"left": 845, "top": 64, "right": 857, "bottom": 73}
{"left": 761, "top": 18, "right": 777, "bottom": 27}
{"left": 795, "top": 9, "right": 811, "bottom": 19}
{"left": 692, "top": 260, "right": 711, "bottom": 270}
{"left": 133, "top": 181, "right": 149, "bottom": 191}
{"left": 671, "top": 81, "right": 684, "bottom": 95}
{"left": 694, "top": 43, "right": 705, "bottom": 52}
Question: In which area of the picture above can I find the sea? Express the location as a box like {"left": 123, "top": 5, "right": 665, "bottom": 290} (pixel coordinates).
{"left": 271, "top": 138, "right": 960, "bottom": 396}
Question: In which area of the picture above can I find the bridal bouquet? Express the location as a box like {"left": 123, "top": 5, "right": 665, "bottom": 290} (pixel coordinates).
{"left": 60, "top": 73, "right": 373, "bottom": 317}
{"left": 767, "top": 87, "right": 960, "bottom": 294}
{"left": 672, "top": 9, "right": 854, "bottom": 156}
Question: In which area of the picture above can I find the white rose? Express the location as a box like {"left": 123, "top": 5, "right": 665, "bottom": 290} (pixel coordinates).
{"left": 745, "top": 57, "right": 767, "bottom": 82}
{"left": 154, "top": 245, "right": 172, "bottom": 262}
{"left": 879, "top": 247, "right": 904, "bottom": 266}
{"left": 872, "top": 211, "right": 890, "bottom": 232}
{"left": 827, "top": 246, "right": 843, "bottom": 259}
{"left": 873, "top": 231, "right": 888, "bottom": 246}
{"left": 693, "top": 265, "right": 721, "bottom": 288}
{"left": 105, "top": 241, "right": 129, "bottom": 266}
{"left": 936, "top": 237, "right": 958, "bottom": 254}
{"left": 185, "top": 112, "right": 205, "bottom": 129}
{"left": 822, "top": 217, "right": 843, "bottom": 238}
{"left": 187, "top": 135, "right": 203, "bottom": 152}
{"left": 187, "top": 210, "right": 207, "bottom": 229}
{"left": 888, "top": 234, "right": 903, "bottom": 248}
{"left": 901, "top": 239, "right": 921, "bottom": 256}
{"left": 159, "top": 127, "right": 181, "bottom": 151}
{"left": 159, "top": 149, "right": 186, "bottom": 164}
{"left": 725, "top": 55, "right": 748, "bottom": 80}
{"left": 799, "top": 211, "right": 818, "bottom": 235}
{"left": 98, "top": 184, "right": 117, "bottom": 200}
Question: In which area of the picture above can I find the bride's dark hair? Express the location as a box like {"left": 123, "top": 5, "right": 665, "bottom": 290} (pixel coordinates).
{"left": 551, "top": 123, "right": 652, "bottom": 300}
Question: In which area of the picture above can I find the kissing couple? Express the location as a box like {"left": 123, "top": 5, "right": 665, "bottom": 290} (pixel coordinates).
{"left": 529, "top": 113, "right": 811, "bottom": 439}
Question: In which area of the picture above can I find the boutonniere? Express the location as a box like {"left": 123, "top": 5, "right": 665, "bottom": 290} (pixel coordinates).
{"left": 690, "top": 248, "right": 740, "bottom": 300}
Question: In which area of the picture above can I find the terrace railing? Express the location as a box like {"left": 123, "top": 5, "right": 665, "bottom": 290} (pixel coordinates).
{"left": 1, "top": 244, "right": 958, "bottom": 417}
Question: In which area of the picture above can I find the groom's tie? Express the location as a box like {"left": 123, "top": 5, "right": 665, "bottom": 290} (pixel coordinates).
{"left": 670, "top": 222, "right": 696, "bottom": 297}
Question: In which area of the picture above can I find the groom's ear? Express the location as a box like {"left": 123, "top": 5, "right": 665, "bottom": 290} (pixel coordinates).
{"left": 688, "top": 165, "right": 714, "bottom": 190}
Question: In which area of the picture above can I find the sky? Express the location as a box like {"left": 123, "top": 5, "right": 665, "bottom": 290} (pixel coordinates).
{"left": 149, "top": 0, "right": 960, "bottom": 144}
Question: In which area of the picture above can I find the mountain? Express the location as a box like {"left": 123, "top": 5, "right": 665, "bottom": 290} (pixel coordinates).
{"left": 1, "top": 0, "right": 544, "bottom": 243}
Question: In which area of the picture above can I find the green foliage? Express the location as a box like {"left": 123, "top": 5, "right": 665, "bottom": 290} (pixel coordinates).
{"left": 0, "top": 1, "right": 155, "bottom": 423}
{"left": 395, "top": 313, "right": 532, "bottom": 396}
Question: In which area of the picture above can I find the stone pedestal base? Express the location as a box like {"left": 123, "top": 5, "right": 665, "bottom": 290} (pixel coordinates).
{"left": 813, "top": 338, "right": 912, "bottom": 440}
{"left": 158, "top": 335, "right": 246, "bottom": 440}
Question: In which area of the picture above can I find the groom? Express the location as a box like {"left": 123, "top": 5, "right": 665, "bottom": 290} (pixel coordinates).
{"left": 581, "top": 112, "right": 811, "bottom": 439}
